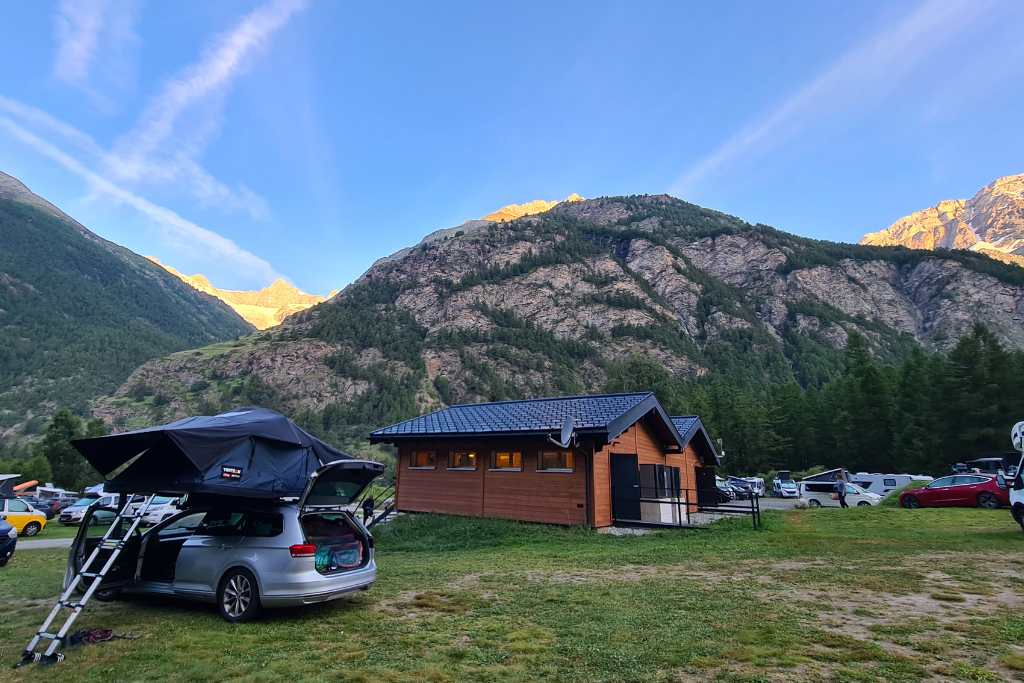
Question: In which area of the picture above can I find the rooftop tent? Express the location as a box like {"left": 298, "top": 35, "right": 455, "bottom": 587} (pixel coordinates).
{"left": 71, "top": 407, "right": 353, "bottom": 498}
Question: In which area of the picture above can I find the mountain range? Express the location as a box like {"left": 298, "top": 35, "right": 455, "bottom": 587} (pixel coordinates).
{"left": 0, "top": 171, "right": 253, "bottom": 443}
{"left": 861, "top": 173, "right": 1024, "bottom": 267}
{"left": 148, "top": 258, "right": 330, "bottom": 330}
{"left": 3, "top": 167, "right": 1023, "bottom": 451}
{"left": 93, "top": 192, "right": 1024, "bottom": 442}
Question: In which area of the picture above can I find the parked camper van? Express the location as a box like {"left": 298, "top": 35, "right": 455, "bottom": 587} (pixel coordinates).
{"left": 801, "top": 481, "right": 881, "bottom": 508}
{"left": 849, "top": 473, "right": 933, "bottom": 497}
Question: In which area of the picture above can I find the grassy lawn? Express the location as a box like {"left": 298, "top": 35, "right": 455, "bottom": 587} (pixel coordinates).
{"left": 3, "top": 507, "right": 1023, "bottom": 681}
{"left": 30, "top": 523, "right": 80, "bottom": 540}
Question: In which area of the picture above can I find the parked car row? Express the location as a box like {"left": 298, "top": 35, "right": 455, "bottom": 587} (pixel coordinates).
{"left": 22, "top": 495, "right": 77, "bottom": 519}
{"left": 60, "top": 494, "right": 180, "bottom": 526}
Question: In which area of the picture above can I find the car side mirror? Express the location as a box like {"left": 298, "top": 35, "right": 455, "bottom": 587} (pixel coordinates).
{"left": 997, "top": 474, "right": 1007, "bottom": 489}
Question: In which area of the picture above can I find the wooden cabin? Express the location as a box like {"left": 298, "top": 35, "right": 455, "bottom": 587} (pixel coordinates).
{"left": 369, "top": 392, "right": 719, "bottom": 528}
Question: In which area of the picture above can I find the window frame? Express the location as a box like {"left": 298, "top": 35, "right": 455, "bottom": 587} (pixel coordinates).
{"left": 537, "top": 448, "right": 575, "bottom": 473}
{"left": 489, "top": 450, "right": 523, "bottom": 472}
{"left": 409, "top": 450, "right": 437, "bottom": 470}
{"left": 447, "top": 449, "right": 479, "bottom": 471}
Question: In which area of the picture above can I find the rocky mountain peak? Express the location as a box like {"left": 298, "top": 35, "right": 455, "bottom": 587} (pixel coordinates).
{"left": 861, "top": 173, "right": 1024, "bottom": 267}
{"left": 148, "top": 259, "right": 325, "bottom": 330}
{"left": 482, "top": 193, "right": 583, "bottom": 222}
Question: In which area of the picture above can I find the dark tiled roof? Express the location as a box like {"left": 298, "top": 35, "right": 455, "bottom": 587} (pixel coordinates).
{"left": 671, "top": 415, "right": 720, "bottom": 464}
{"left": 670, "top": 416, "right": 699, "bottom": 437}
{"left": 372, "top": 392, "right": 655, "bottom": 438}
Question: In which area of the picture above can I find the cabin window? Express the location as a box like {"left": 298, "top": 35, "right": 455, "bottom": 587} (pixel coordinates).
{"left": 409, "top": 450, "right": 436, "bottom": 469}
{"left": 491, "top": 450, "right": 522, "bottom": 470}
{"left": 538, "top": 449, "right": 574, "bottom": 472}
{"left": 883, "top": 478, "right": 897, "bottom": 488}
{"left": 448, "top": 450, "right": 478, "bottom": 470}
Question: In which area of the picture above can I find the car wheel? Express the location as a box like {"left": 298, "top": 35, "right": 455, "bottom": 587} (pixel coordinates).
{"left": 977, "top": 492, "right": 1000, "bottom": 509}
{"left": 902, "top": 496, "right": 920, "bottom": 509}
{"left": 217, "top": 568, "right": 261, "bottom": 623}
{"left": 1013, "top": 505, "right": 1024, "bottom": 532}
{"left": 94, "top": 587, "right": 121, "bottom": 602}
{"left": 807, "top": 499, "right": 821, "bottom": 508}
{"left": 0, "top": 553, "right": 9, "bottom": 567}
{"left": 22, "top": 522, "right": 42, "bottom": 537}
{"left": 857, "top": 501, "right": 872, "bottom": 507}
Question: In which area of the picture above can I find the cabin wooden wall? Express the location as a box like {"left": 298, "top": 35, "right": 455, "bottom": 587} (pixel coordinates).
{"left": 392, "top": 417, "right": 708, "bottom": 529}
{"left": 590, "top": 418, "right": 703, "bottom": 527}
{"left": 394, "top": 438, "right": 587, "bottom": 526}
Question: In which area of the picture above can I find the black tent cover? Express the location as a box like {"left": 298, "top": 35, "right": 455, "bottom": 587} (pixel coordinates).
{"left": 72, "top": 407, "right": 353, "bottom": 498}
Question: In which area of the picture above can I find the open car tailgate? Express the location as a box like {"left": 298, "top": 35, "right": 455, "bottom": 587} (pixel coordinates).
{"left": 299, "top": 459, "right": 385, "bottom": 510}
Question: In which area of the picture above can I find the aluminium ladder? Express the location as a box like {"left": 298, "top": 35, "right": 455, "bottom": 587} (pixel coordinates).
{"left": 18, "top": 493, "right": 156, "bottom": 667}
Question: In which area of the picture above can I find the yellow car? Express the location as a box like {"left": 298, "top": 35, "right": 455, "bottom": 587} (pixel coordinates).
{"left": 1, "top": 497, "right": 47, "bottom": 536}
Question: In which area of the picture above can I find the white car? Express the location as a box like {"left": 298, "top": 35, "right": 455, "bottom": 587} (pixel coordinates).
{"left": 776, "top": 480, "right": 799, "bottom": 498}
{"left": 59, "top": 494, "right": 148, "bottom": 525}
{"left": 1010, "top": 451, "right": 1023, "bottom": 532}
{"left": 801, "top": 481, "right": 881, "bottom": 508}
{"left": 141, "top": 496, "right": 180, "bottom": 525}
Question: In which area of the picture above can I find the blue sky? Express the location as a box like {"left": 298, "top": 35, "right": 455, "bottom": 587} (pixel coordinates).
{"left": 1, "top": 0, "right": 1023, "bottom": 293}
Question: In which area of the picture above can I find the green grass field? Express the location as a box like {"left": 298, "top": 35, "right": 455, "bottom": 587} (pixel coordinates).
{"left": 30, "top": 523, "right": 80, "bottom": 540}
{"left": 3, "top": 507, "right": 1023, "bottom": 681}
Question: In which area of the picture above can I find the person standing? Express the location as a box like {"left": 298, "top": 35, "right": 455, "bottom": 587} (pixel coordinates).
{"left": 834, "top": 470, "right": 849, "bottom": 508}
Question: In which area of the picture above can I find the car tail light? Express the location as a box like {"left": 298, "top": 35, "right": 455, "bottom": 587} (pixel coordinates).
{"left": 289, "top": 544, "right": 316, "bottom": 558}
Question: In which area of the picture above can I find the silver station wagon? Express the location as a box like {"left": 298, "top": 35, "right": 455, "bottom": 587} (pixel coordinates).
{"left": 66, "top": 460, "right": 383, "bottom": 621}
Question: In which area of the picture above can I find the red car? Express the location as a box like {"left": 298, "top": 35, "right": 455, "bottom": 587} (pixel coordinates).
{"left": 900, "top": 474, "right": 1009, "bottom": 509}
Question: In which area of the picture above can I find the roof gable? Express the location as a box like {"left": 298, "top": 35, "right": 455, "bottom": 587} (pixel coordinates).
{"left": 671, "top": 415, "right": 720, "bottom": 465}
{"left": 371, "top": 392, "right": 685, "bottom": 449}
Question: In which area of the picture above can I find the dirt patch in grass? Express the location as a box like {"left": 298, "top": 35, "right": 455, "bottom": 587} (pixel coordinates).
{"left": 377, "top": 590, "right": 477, "bottom": 620}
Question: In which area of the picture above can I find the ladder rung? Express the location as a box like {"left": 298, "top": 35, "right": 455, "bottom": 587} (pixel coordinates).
{"left": 100, "top": 540, "right": 123, "bottom": 549}
{"left": 58, "top": 599, "right": 85, "bottom": 609}
{"left": 80, "top": 571, "right": 100, "bottom": 579}
{"left": 36, "top": 632, "right": 60, "bottom": 641}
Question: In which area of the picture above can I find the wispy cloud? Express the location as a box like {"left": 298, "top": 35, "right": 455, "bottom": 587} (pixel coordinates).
{"left": 0, "top": 111, "right": 280, "bottom": 287}
{"left": 52, "top": 0, "right": 140, "bottom": 109}
{"left": 670, "top": 0, "right": 993, "bottom": 198}
{"left": 52, "top": 0, "right": 112, "bottom": 85}
{"left": 105, "top": 0, "right": 309, "bottom": 220}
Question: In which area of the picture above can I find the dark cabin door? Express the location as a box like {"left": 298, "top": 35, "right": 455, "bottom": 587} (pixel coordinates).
{"left": 695, "top": 466, "right": 717, "bottom": 507}
{"left": 611, "top": 454, "right": 641, "bottom": 522}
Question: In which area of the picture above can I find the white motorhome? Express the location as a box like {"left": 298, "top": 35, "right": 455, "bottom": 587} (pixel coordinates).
{"left": 849, "top": 472, "right": 933, "bottom": 497}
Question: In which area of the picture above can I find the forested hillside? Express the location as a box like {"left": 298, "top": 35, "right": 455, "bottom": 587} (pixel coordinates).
{"left": 0, "top": 173, "right": 254, "bottom": 446}
{"left": 605, "top": 326, "right": 1023, "bottom": 475}
{"left": 94, "top": 194, "right": 1024, "bottom": 472}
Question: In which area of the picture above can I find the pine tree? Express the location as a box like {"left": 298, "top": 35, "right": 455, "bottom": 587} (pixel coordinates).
{"left": 31, "top": 408, "right": 90, "bottom": 490}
